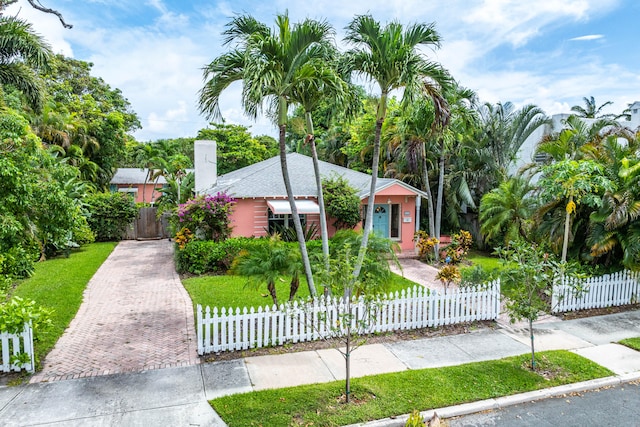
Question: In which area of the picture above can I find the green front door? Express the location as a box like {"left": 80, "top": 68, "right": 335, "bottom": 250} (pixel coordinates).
{"left": 372, "top": 204, "right": 389, "bottom": 238}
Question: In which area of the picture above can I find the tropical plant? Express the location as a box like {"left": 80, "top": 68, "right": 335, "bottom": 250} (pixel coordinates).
{"left": 0, "top": 14, "right": 51, "bottom": 111}
{"left": 198, "top": 13, "right": 338, "bottom": 298}
{"left": 435, "top": 264, "right": 460, "bottom": 295}
{"left": 230, "top": 235, "right": 302, "bottom": 306}
{"left": 570, "top": 96, "right": 615, "bottom": 119}
{"left": 480, "top": 177, "right": 537, "bottom": 245}
{"left": 341, "top": 14, "right": 450, "bottom": 281}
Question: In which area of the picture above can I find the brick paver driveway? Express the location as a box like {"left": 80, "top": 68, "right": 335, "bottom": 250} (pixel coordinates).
{"left": 31, "top": 240, "right": 199, "bottom": 383}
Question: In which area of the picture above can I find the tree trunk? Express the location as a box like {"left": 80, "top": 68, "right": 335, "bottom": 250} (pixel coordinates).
{"left": 289, "top": 273, "right": 300, "bottom": 301}
{"left": 561, "top": 202, "right": 572, "bottom": 263}
{"left": 278, "top": 114, "right": 316, "bottom": 298}
{"left": 529, "top": 317, "right": 536, "bottom": 370}
{"left": 345, "top": 322, "right": 352, "bottom": 404}
{"left": 434, "top": 142, "right": 445, "bottom": 258}
{"left": 421, "top": 142, "right": 437, "bottom": 260}
{"left": 268, "top": 280, "right": 278, "bottom": 306}
{"left": 306, "top": 112, "right": 331, "bottom": 295}
{"left": 352, "top": 93, "right": 387, "bottom": 287}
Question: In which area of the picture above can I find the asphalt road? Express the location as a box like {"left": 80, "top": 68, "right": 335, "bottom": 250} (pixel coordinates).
{"left": 447, "top": 381, "right": 640, "bottom": 427}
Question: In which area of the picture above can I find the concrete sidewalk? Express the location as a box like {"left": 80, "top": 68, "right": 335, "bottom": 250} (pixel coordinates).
{"left": 1, "top": 310, "right": 639, "bottom": 426}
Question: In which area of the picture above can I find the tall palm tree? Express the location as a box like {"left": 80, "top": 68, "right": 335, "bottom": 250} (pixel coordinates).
{"left": 570, "top": 96, "right": 615, "bottom": 119}
{"left": 198, "top": 14, "right": 337, "bottom": 298}
{"left": 342, "top": 15, "right": 450, "bottom": 279}
{"left": 0, "top": 15, "right": 51, "bottom": 111}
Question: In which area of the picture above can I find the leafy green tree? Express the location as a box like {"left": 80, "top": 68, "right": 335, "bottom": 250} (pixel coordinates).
{"left": 322, "top": 175, "right": 361, "bottom": 230}
{"left": 537, "top": 159, "right": 614, "bottom": 262}
{"left": 342, "top": 14, "right": 450, "bottom": 281}
{"left": 0, "top": 14, "right": 51, "bottom": 111}
{"left": 199, "top": 13, "right": 337, "bottom": 298}
{"left": 0, "top": 109, "right": 86, "bottom": 276}
{"left": 196, "top": 124, "right": 277, "bottom": 174}
{"left": 36, "top": 55, "right": 140, "bottom": 188}
{"left": 497, "top": 240, "right": 558, "bottom": 370}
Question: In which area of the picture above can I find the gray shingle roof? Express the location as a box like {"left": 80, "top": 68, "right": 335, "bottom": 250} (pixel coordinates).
{"left": 111, "top": 168, "right": 167, "bottom": 185}
{"left": 206, "top": 153, "right": 427, "bottom": 199}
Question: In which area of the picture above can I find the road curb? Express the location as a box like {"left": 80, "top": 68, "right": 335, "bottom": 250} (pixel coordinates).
{"left": 343, "top": 372, "right": 640, "bottom": 427}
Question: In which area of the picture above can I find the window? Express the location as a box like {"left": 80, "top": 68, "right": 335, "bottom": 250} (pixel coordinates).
{"left": 268, "top": 209, "right": 306, "bottom": 234}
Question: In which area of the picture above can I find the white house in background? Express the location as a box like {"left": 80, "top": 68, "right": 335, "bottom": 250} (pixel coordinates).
{"left": 511, "top": 101, "right": 640, "bottom": 177}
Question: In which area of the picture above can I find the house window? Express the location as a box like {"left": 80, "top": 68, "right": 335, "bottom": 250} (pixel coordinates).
{"left": 268, "top": 209, "right": 306, "bottom": 234}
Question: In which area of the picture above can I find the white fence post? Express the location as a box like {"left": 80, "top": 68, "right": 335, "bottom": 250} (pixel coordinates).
{"left": 0, "top": 323, "right": 34, "bottom": 373}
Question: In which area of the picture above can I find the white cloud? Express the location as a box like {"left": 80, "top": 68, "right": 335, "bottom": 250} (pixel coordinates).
{"left": 569, "top": 34, "right": 604, "bottom": 41}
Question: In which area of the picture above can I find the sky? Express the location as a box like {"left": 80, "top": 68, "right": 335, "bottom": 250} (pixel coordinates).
{"left": 9, "top": 0, "right": 640, "bottom": 142}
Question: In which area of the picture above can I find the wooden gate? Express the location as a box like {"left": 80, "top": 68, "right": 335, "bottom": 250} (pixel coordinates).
{"left": 124, "top": 207, "right": 170, "bottom": 240}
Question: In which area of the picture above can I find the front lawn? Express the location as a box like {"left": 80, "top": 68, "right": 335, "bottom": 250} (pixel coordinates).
{"left": 183, "top": 272, "right": 419, "bottom": 309}
{"left": 210, "top": 350, "right": 612, "bottom": 426}
{"left": 465, "top": 249, "right": 501, "bottom": 271}
{"left": 10, "top": 242, "right": 117, "bottom": 365}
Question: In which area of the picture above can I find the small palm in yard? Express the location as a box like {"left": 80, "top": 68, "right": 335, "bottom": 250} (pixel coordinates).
{"left": 229, "top": 235, "right": 301, "bottom": 306}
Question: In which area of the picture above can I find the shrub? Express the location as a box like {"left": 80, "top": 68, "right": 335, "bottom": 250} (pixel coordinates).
{"left": 322, "top": 175, "right": 361, "bottom": 230}
{"left": 175, "top": 237, "right": 262, "bottom": 274}
{"left": 85, "top": 192, "right": 138, "bottom": 241}
{"left": 413, "top": 231, "right": 439, "bottom": 262}
{"left": 174, "top": 192, "right": 235, "bottom": 242}
{"left": 442, "top": 230, "right": 473, "bottom": 264}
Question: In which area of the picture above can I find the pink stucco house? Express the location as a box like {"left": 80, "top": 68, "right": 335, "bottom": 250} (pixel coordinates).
{"left": 110, "top": 168, "right": 166, "bottom": 204}
{"left": 196, "top": 141, "right": 427, "bottom": 253}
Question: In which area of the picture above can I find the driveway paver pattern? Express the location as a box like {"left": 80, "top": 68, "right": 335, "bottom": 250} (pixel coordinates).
{"left": 30, "top": 240, "right": 199, "bottom": 383}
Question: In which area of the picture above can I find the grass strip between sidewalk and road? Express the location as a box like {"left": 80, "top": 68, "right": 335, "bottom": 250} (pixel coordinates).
{"left": 10, "top": 242, "right": 117, "bottom": 366}
{"left": 210, "top": 350, "right": 612, "bottom": 427}
{"left": 619, "top": 337, "right": 640, "bottom": 351}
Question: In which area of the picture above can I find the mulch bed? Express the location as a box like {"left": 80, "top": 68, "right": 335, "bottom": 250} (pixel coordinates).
{"left": 559, "top": 303, "right": 640, "bottom": 320}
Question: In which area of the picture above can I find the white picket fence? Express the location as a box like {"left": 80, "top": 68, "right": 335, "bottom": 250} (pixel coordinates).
{"left": 552, "top": 270, "right": 640, "bottom": 313}
{"left": 0, "top": 324, "right": 35, "bottom": 373}
{"left": 197, "top": 283, "right": 500, "bottom": 354}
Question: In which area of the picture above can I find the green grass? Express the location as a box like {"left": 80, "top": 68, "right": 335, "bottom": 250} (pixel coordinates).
{"left": 10, "top": 242, "right": 117, "bottom": 365}
{"left": 183, "top": 273, "right": 419, "bottom": 310}
{"left": 210, "top": 350, "right": 612, "bottom": 426}
{"left": 465, "top": 250, "right": 501, "bottom": 271}
{"left": 619, "top": 337, "right": 640, "bottom": 351}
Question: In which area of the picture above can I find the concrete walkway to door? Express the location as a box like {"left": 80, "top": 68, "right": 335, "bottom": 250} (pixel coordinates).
{"left": 30, "top": 240, "right": 199, "bottom": 383}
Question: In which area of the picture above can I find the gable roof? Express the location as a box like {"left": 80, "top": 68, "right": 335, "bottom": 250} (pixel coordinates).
{"left": 207, "top": 153, "right": 428, "bottom": 200}
{"left": 111, "top": 168, "right": 167, "bottom": 185}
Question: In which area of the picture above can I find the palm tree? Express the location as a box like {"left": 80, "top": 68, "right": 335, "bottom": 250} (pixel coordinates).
{"left": 570, "top": 96, "right": 615, "bottom": 119}
{"left": 198, "top": 14, "right": 337, "bottom": 298}
{"left": 479, "top": 177, "right": 536, "bottom": 245}
{"left": 0, "top": 15, "right": 51, "bottom": 111}
{"left": 342, "top": 15, "right": 450, "bottom": 279}
{"left": 288, "top": 56, "right": 352, "bottom": 283}
{"left": 587, "top": 135, "right": 640, "bottom": 269}
{"left": 478, "top": 101, "right": 549, "bottom": 178}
